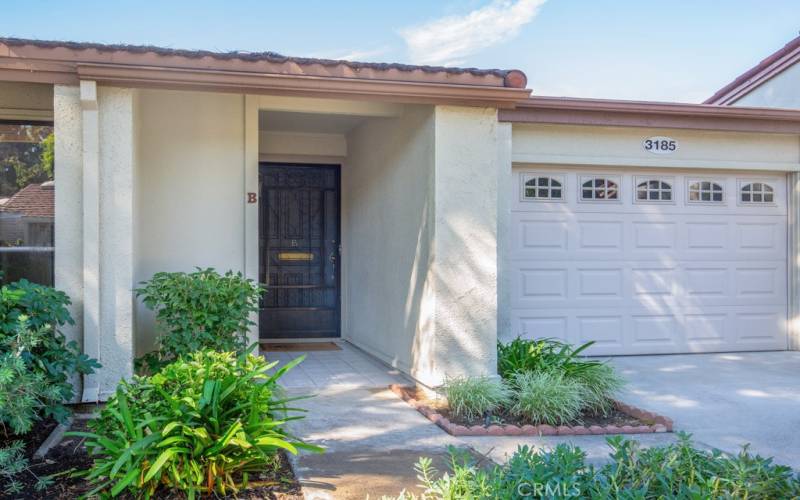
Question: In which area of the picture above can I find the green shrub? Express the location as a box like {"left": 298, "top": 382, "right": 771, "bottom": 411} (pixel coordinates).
{"left": 0, "top": 280, "right": 100, "bottom": 424}
{"left": 135, "top": 268, "right": 263, "bottom": 373}
{"left": 498, "top": 337, "right": 626, "bottom": 415}
{"left": 72, "top": 349, "right": 322, "bottom": 498}
{"left": 497, "top": 337, "right": 599, "bottom": 379}
{"left": 510, "top": 371, "right": 585, "bottom": 426}
{"left": 441, "top": 376, "right": 511, "bottom": 421}
{"left": 388, "top": 433, "right": 800, "bottom": 500}
{"left": 0, "top": 349, "right": 63, "bottom": 435}
{"left": 0, "top": 440, "right": 53, "bottom": 495}
{"left": 570, "top": 362, "right": 625, "bottom": 416}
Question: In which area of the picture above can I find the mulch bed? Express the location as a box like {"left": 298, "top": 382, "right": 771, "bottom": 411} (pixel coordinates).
{"left": 3, "top": 416, "right": 303, "bottom": 499}
{"left": 391, "top": 384, "right": 673, "bottom": 437}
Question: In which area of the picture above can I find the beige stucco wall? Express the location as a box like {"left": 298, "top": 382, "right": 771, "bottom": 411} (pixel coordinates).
{"left": 344, "top": 105, "right": 501, "bottom": 386}
{"left": 734, "top": 63, "right": 800, "bottom": 109}
{"left": 135, "top": 89, "right": 246, "bottom": 355}
{"left": 430, "top": 106, "right": 500, "bottom": 383}
{"left": 343, "top": 106, "right": 436, "bottom": 379}
{"left": 259, "top": 131, "right": 346, "bottom": 158}
{"left": 512, "top": 123, "right": 800, "bottom": 171}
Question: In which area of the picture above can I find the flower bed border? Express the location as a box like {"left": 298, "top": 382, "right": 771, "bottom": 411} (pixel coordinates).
{"left": 390, "top": 384, "right": 673, "bottom": 436}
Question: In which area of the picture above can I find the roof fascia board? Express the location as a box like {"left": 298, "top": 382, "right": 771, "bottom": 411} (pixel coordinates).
{"left": 75, "top": 63, "right": 531, "bottom": 107}
{"left": 501, "top": 98, "right": 800, "bottom": 134}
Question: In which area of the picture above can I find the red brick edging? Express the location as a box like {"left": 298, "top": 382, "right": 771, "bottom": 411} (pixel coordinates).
{"left": 390, "top": 384, "right": 673, "bottom": 437}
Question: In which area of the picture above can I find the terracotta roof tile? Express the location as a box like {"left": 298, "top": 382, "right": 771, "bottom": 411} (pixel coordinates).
{"left": 1, "top": 182, "right": 54, "bottom": 217}
{"left": 0, "top": 36, "right": 513, "bottom": 79}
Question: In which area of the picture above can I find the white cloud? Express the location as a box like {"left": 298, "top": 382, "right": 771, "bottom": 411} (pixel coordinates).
{"left": 399, "top": 0, "right": 546, "bottom": 66}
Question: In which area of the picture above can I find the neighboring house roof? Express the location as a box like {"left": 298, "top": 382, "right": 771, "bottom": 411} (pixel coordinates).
{"left": 705, "top": 35, "right": 800, "bottom": 105}
{"left": 0, "top": 37, "right": 530, "bottom": 107}
{"left": 0, "top": 182, "right": 54, "bottom": 218}
{"left": 501, "top": 96, "right": 800, "bottom": 134}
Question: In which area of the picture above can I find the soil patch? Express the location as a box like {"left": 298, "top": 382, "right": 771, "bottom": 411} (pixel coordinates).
{"left": 392, "top": 385, "right": 673, "bottom": 437}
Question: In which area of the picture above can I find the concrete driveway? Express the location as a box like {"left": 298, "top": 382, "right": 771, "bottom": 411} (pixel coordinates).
{"left": 611, "top": 351, "right": 800, "bottom": 469}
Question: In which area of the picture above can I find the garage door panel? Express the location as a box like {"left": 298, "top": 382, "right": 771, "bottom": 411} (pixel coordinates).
{"left": 508, "top": 168, "right": 788, "bottom": 355}
{"left": 632, "top": 221, "right": 677, "bottom": 250}
{"left": 735, "top": 266, "right": 785, "bottom": 301}
{"left": 734, "top": 311, "right": 786, "bottom": 345}
{"left": 510, "top": 307, "right": 785, "bottom": 355}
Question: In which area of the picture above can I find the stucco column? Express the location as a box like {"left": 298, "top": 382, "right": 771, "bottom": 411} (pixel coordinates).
{"left": 425, "top": 106, "right": 500, "bottom": 385}
{"left": 788, "top": 172, "right": 800, "bottom": 350}
{"left": 79, "top": 81, "right": 101, "bottom": 400}
{"left": 54, "top": 85, "right": 85, "bottom": 402}
{"left": 96, "top": 86, "right": 136, "bottom": 399}
{"left": 58, "top": 82, "right": 136, "bottom": 401}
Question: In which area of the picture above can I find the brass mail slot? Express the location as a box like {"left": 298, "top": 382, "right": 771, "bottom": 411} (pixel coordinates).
{"left": 278, "top": 251, "right": 314, "bottom": 261}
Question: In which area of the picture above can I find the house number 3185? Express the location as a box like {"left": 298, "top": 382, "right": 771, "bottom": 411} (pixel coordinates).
{"left": 643, "top": 136, "right": 677, "bottom": 154}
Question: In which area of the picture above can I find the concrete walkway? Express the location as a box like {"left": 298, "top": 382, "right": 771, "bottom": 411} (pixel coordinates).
{"left": 610, "top": 351, "right": 800, "bottom": 469}
{"left": 265, "top": 344, "right": 800, "bottom": 499}
{"left": 265, "top": 343, "right": 462, "bottom": 499}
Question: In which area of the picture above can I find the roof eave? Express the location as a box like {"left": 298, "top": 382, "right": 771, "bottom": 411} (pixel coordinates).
{"left": 73, "top": 62, "right": 531, "bottom": 108}
{"left": 501, "top": 96, "right": 800, "bottom": 134}
{"left": 705, "top": 35, "right": 800, "bottom": 105}
{"left": 0, "top": 38, "right": 531, "bottom": 107}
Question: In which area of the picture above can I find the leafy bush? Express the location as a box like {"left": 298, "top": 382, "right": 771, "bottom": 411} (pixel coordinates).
{"left": 441, "top": 376, "right": 511, "bottom": 421}
{"left": 135, "top": 268, "right": 263, "bottom": 373}
{"left": 510, "top": 371, "right": 585, "bottom": 426}
{"left": 0, "top": 281, "right": 100, "bottom": 425}
{"left": 389, "top": 434, "right": 800, "bottom": 499}
{"left": 497, "top": 337, "right": 599, "bottom": 379}
{"left": 72, "top": 349, "right": 322, "bottom": 498}
{"left": 0, "top": 349, "right": 63, "bottom": 435}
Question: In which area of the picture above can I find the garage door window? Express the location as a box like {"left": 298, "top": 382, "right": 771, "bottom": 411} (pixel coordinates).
{"left": 522, "top": 174, "right": 564, "bottom": 201}
{"left": 635, "top": 178, "right": 673, "bottom": 202}
{"left": 580, "top": 176, "right": 619, "bottom": 201}
{"left": 687, "top": 179, "right": 724, "bottom": 203}
{"left": 740, "top": 182, "right": 774, "bottom": 204}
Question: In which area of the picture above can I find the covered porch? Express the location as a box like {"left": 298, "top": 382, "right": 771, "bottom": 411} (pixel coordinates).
{"left": 51, "top": 87, "right": 508, "bottom": 396}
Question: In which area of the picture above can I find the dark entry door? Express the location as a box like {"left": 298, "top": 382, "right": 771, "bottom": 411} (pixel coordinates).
{"left": 259, "top": 163, "right": 340, "bottom": 339}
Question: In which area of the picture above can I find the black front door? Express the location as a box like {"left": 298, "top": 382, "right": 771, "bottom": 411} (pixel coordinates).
{"left": 259, "top": 163, "right": 340, "bottom": 338}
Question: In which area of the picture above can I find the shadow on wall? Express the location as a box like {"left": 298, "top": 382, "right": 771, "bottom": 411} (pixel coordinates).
{"left": 408, "top": 210, "right": 498, "bottom": 385}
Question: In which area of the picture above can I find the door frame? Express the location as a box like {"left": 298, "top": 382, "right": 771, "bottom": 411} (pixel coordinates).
{"left": 258, "top": 162, "right": 342, "bottom": 339}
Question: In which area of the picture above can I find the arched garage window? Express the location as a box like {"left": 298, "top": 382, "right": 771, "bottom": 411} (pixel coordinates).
{"left": 687, "top": 180, "right": 724, "bottom": 203}
{"left": 522, "top": 174, "right": 564, "bottom": 201}
{"left": 636, "top": 178, "right": 672, "bottom": 202}
{"left": 740, "top": 182, "right": 774, "bottom": 204}
{"left": 581, "top": 176, "right": 619, "bottom": 201}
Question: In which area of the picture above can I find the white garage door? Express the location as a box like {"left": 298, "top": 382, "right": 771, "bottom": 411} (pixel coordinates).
{"left": 509, "top": 167, "right": 788, "bottom": 355}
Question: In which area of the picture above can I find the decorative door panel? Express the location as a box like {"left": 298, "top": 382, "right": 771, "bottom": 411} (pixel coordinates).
{"left": 259, "top": 164, "right": 340, "bottom": 338}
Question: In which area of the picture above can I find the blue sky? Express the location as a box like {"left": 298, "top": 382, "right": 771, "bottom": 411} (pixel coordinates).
{"left": 2, "top": 0, "right": 799, "bottom": 103}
